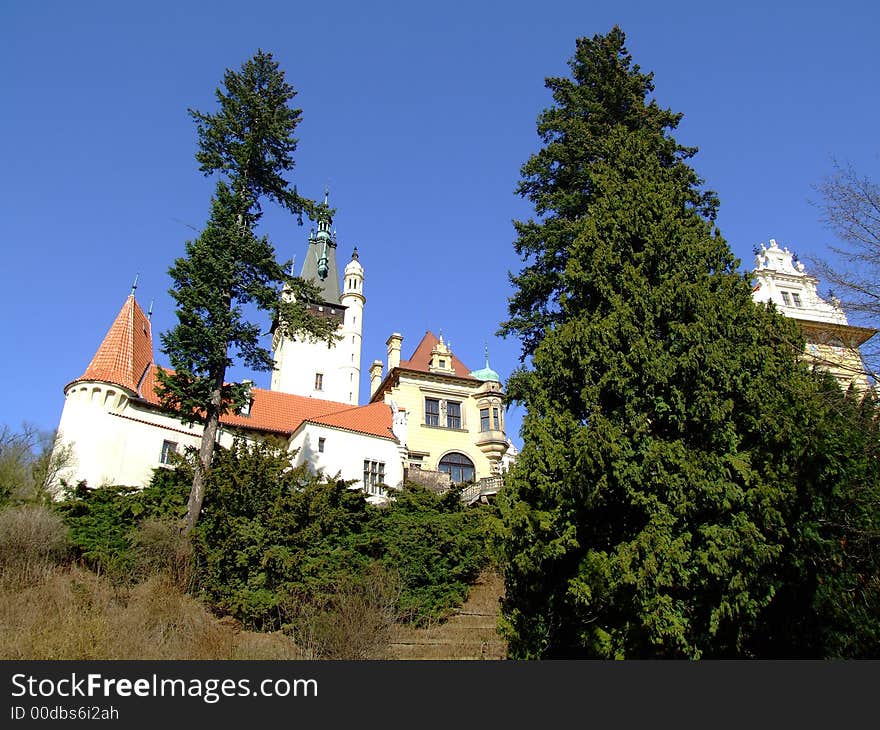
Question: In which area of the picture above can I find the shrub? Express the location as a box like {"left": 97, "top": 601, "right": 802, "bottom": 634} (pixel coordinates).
{"left": 285, "top": 564, "right": 400, "bottom": 659}
{"left": 130, "top": 517, "right": 192, "bottom": 590}
{"left": 0, "top": 504, "right": 69, "bottom": 585}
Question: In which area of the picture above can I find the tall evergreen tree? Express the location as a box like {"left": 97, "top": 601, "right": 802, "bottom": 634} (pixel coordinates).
{"left": 494, "top": 27, "right": 831, "bottom": 658}
{"left": 158, "top": 51, "right": 337, "bottom": 533}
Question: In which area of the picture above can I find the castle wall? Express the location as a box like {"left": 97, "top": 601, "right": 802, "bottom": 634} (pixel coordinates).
{"left": 54, "top": 382, "right": 258, "bottom": 491}
{"left": 289, "top": 423, "right": 404, "bottom": 501}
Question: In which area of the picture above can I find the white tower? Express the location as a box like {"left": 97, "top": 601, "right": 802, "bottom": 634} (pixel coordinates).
{"left": 271, "top": 194, "right": 365, "bottom": 404}
{"left": 339, "top": 249, "right": 365, "bottom": 404}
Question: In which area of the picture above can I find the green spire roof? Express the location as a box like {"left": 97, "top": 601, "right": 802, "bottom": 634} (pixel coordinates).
{"left": 469, "top": 345, "right": 501, "bottom": 382}
{"left": 299, "top": 190, "right": 340, "bottom": 304}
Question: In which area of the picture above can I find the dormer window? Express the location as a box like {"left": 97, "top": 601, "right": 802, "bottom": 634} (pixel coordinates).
{"left": 438, "top": 359, "right": 446, "bottom": 369}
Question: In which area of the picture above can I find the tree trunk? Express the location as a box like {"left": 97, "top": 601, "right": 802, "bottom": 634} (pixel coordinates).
{"left": 183, "top": 362, "right": 227, "bottom": 534}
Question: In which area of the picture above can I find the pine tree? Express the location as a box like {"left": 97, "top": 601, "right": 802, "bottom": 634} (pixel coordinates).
{"left": 494, "top": 27, "right": 826, "bottom": 658}
{"left": 158, "top": 51, "right": 338, "bottom": 534}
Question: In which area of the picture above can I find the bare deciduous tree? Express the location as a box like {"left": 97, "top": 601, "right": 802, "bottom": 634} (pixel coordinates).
{"left": 811, "top": 159, "right": 880, "bottom": 378}
{"left": 0, "top": 425, "right": 73, "bottom": 503}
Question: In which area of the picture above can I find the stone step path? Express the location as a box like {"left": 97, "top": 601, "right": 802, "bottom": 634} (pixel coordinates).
{"left": 388, "top": 571, "right": 506, "bottom": 660}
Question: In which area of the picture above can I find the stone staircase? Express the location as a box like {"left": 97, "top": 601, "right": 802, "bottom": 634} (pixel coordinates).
{"left": 388, "top": 572, "right": 506, "bottom": 660}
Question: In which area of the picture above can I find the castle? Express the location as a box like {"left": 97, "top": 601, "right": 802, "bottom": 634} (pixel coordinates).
{"left": 53, "top": 200, "right": 514, "bottom": 502}
{"left": 751, "top": 239, "right": 875, "bottom": 392}
{"left": 53, "top": 232, "right": 873, "bottom": 501}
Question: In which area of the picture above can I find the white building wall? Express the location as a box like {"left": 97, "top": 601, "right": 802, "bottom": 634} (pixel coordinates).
{"left": 752, "top": 239, "right": 849, "bottom": 325}
{"left": 271, "top": 320, "right": 353, "bottom": 403}
{"left": 54, "top": 381, "right": 257, "bottom": 491}
{"left": 289, "top": 423, "right": 404, "bottom": 500}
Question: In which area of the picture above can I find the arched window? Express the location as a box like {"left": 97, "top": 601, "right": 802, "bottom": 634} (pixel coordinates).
{"left": 438, "top": 452, "right": 475, "bottom": 484}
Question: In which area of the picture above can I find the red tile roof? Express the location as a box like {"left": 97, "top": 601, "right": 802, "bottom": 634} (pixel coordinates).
{"left": 138, "top": 365, "right": 362, "bottom": 436}
{"left": 74, "top": 294, "right": 397, "bottom": 441}
{"left": 72, "top": 295, "right": 153, "bottom": 394}
{"left": 401, "top": 331, "right": 472, "bottom": 377}
{"left": 304, "top": 401, "right": 397, "bottom": 440}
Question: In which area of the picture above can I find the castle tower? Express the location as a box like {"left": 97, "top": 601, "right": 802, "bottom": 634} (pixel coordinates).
{"left": 54, "top": 287, "right": 156, "bottom": 490}
{"left": 271, "top": 193, "right": 365, "bottom": 404}
{"left": 339, "top": 248, "right": 365, "bottom": 404}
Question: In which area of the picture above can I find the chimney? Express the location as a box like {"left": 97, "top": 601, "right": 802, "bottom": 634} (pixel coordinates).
{"left": 369, "top": 360, "right": 384, "bottom": 397}
{"left": 386, "top": 333, "right": 403, "bottom": 370}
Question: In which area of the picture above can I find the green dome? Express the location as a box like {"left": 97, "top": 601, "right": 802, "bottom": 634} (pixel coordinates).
{"left": 470, "top": 350, "right": 501, "bottom": 382}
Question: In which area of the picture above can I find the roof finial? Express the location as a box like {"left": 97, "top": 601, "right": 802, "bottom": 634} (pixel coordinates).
{"left": 324, "top": 185, "right": 329, "bottom": 206}
{"left": 130, "top": 273, "right": 139, "bottom": 297}
{"left": 148, "top": 300, "right": 154, "bottom": 320}
{"left": 485, "top": 342, "right": 491, "bottom": 368}
{"left": 352, "top": 246, "right": 359, "bottom": 260}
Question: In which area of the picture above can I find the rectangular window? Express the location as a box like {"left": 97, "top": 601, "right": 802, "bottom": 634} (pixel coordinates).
{"left": 447, "top": 401, "right": 462, "bottom": 429}
{"left": 363, "top": 459, "right": 386, "bottom": 495}
{"left": 480, "top": 408, "right": 490, "bottom": 432}
{"left": 493, "top": 406, "right": 500, "bottom": 430}
{"left": 438, "top": 358, "right": 446, "bottom": 369}
{"left": 792, "top": 292, "right": 803, "bottom": 307}
{"left": 160, "top": 440, "right": 178, "bottom": 465}
{"left": 781, "top": 292, "right": 791, "bottom": 306}
{"left": 425, "top": 398, "right": 439, "bottom": 426}
{"left": 314, "top": 372, "right": 323, "bottom": 391}
{"left": 318, "top": 437, "right": 325, "bottom": 453}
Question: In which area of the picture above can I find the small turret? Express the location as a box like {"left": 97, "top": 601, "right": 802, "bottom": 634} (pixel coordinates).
{"left": 469, "top": 345, "right": 501, "bottom": 383}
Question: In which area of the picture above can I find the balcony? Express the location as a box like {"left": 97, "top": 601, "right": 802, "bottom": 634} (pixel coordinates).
{"left": 460, "top": 476, "right": 503, "bottom": 506}
{"left": 407, "top": 469, "right": 503, "bottom": 506}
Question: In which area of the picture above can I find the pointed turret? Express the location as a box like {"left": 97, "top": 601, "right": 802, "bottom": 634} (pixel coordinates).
{"left": 469, "top": 345, "right": 501, "bottom": 383}
{"left": 71, "top": 293, "right": 154, "bottom": 395}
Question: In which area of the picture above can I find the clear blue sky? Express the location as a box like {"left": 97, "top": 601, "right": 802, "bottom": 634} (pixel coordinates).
{"left": 2, "top": 1, "right": 878, "bottom": 449}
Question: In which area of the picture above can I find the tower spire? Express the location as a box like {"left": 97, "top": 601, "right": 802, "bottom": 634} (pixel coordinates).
{"left": 298, "top": 188, "right": 341, "bottom": 303}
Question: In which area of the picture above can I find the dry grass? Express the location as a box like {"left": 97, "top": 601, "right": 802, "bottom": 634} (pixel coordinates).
{"left": 0, "top": 504, "right": 69, "bottom": 586}
{"left": 0, "top": 505, "right": 498, "bottom": 661}
{"left": 130, "top": 517, "right": 193, "bottom": 591}
{"left": 285, "top": 566, "right": 400, "bottom": 659}
{"left": 0, "top": 566, "right": 302, "bottom": 660}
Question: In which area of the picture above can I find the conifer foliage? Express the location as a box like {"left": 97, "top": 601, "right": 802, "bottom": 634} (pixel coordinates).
{"left": 494, "top": 27, "right": 867, "bottom": 657}
{"left": 158, "top": 51, "right": 337, "bottom": 533}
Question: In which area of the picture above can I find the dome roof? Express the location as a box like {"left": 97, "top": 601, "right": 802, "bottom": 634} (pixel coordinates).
{"left": 469, "top": 349, "right": 501, "bottom": 382}
{"left": 344, "top": 247, "right": 363, "bottom": 274}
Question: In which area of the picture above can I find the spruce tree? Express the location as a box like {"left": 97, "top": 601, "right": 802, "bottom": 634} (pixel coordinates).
{"left": 495, "top": 27, "right": 824, "bottom": 658}
{"left": 159, "top": 51, "right": 337, "bottom": 533}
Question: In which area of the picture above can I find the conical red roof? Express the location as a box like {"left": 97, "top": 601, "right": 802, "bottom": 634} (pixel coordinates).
{"left": 73, "top": 295, "right": 153, "bottom": 393}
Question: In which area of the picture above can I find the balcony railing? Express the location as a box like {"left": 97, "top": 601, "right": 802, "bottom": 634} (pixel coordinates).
{"left": 460, "top": 476, "right": 503, "bottom": 505}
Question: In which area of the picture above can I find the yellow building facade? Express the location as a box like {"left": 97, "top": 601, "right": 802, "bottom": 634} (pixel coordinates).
{"left": 751, "top": 239, "right": 875, "bottom": 391}
{"left": 368, "top": 331, "right": 510, "bottom": 495}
